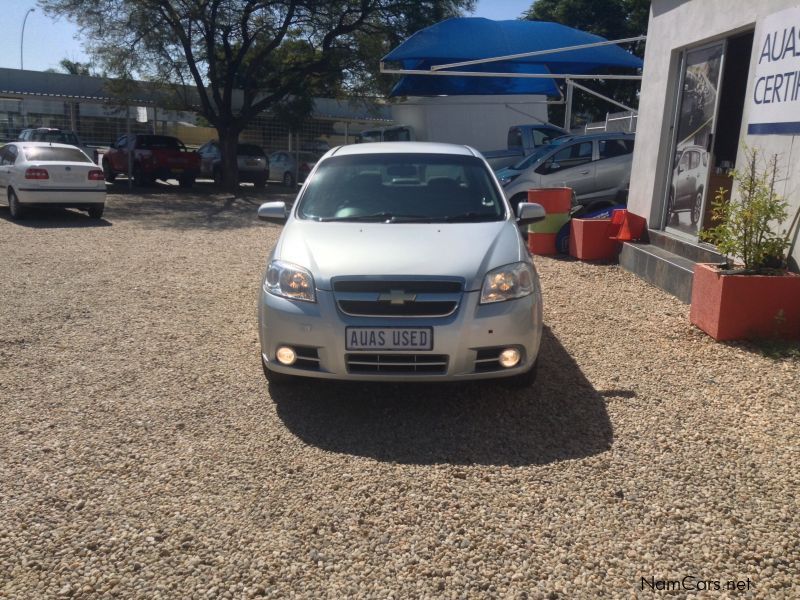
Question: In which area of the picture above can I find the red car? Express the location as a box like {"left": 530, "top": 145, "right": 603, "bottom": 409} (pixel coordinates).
{"left": 102, "top": 134, "right": 200, "bottom": 187}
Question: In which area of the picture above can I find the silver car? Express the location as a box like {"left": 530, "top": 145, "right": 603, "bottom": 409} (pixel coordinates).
{"left": 499, "top": 132, "right": 635, "bottom": 213}
{"left": 257, "top": 142, "right": 546, "bottom": 385}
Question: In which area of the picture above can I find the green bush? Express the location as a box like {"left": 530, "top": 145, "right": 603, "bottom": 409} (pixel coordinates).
{"left": 700, "top": 146, "right": 800, "bottom": 272}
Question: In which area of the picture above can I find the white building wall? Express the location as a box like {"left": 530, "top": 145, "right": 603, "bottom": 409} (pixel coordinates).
{"left": 630, "top": 0, "right": 800, "bottom": 265}
{"left": 391, "top": 95, "right": 550, "bottom": 151}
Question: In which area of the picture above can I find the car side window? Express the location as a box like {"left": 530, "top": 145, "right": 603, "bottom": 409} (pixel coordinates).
{"left": 507, "top": 128, "right": 523, "bottom": 148}
{"left": 678, "top": 152, "right": 690, "bottom": 171}
{"left": 532, "top": 129, "right": 557, "bottom": 146}
{"left": 1, "top": 145, "right": 18, "bottom": 165}
{"left": 689, "top": 151, "right": 700, "bottom": 170}
{"left": 598, "top": 139, "right": 633, "bottom": 159}
{"left": 542, "top": 142, "right": 592, "bottom": 173}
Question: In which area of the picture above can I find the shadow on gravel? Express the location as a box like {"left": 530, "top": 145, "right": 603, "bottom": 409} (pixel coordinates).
{"left": 0, "top": 206, "right": 111, "bottom": 228}
{"left": 105, "top": 180, "right": 296, "bottom": 231}
{"left": 272, "top": 327, "right": 613, "bottom": 466}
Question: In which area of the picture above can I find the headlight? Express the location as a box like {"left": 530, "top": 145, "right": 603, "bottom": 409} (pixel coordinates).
{"left": 264, "top": 260, "right": 316, "bottom": 302}
{"left": 480, "top": 262, "right": 535, "bottom": 304}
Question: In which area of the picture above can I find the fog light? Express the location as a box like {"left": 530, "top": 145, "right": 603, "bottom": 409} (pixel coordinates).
{"left": 275, "top": 346, "right": 297, "bottom": 366}
{"left": 499, "top": 348, "right": 521, "bottom": 368}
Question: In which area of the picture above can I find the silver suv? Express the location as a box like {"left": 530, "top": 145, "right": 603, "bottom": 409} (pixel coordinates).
{"left": 498, "top": 132, "right": 635, "bottom": 213}
{"left": 257, "top": 142, "right": 546, "bottom": 385}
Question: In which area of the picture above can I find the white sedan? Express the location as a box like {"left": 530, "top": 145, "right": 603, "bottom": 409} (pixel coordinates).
{"left": 0, "top": 142, "right": 106, "bottom": 220}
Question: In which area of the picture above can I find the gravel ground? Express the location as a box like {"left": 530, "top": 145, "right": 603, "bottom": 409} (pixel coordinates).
{"left": 1, "top": 184, "right": 798, "bottom": 599}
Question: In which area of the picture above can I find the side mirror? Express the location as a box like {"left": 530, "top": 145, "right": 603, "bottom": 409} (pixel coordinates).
{"left": 257, "top": 201, "right": 288, "bottom": 224}
{"left": 517, "top": 202, "right": 546, "bottom": 225}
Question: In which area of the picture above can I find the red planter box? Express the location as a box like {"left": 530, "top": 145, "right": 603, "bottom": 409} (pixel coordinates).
{"left": 569, "top": 218, "right": 619, "bottom": 260}
{"left": 527, "top": 187, "right": 572, "bottom": 214}
{"left": 528, "top": 232, "right": 557, "bottom": 255}
{"left": 690, "top": 263, "right": 800, "bottom": 340}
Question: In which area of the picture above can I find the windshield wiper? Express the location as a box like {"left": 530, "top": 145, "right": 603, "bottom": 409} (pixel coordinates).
{"left": 439, "top": 212, "right": 496, "bottom": 222}
{"left": 317, "top": 212, "right": 434, "bottom": 223}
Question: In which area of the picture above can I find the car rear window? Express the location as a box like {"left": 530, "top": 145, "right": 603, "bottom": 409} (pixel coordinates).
{"left": 298, "top": 153, "right": 505, "bottom": 222}
{"left": 22, "top": 146, "right": 92, "bottom": 163}
{"left": 137, "top": 135, "right": 182, "bottom": 150}
{"left": 237, "top": 144, "right": 265, "bottom": 157}
{"left": 29, "top": 131, "right": 80, "bottom": 146}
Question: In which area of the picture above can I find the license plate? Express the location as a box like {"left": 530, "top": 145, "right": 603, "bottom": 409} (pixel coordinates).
{"left": 246, "top": 159, "right": 258, "bottom": 166}
{"left": 346, "top": 327, "right": 433, "bottom": 351}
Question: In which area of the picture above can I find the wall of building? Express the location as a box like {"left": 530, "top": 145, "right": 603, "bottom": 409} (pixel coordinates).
{"left": 391, "top": 95, "right": 550, "bottom": 151}
{"left": 629, "top": 0, "right": 800, "bottom": 265}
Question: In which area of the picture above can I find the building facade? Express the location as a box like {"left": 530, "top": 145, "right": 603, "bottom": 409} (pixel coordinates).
{"left": 628, "top": 0, "right": 800, "bottom": 272}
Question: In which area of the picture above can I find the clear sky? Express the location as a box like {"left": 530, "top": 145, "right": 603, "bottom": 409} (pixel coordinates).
{"left": 0, "top": 0, "right": 534, "bottom": 73}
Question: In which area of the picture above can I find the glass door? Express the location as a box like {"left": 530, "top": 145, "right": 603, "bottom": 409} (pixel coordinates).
{"left": 663, "top": 42, "right": 726, "bottom": 239}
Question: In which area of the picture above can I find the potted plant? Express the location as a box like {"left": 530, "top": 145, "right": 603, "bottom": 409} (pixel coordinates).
{"left": 691, "top": 147, "right": 800, "bottom": 341}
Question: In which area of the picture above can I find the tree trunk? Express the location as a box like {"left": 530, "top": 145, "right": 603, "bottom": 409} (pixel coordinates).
{"left": 217, "top": 126, "right": 241, "bottom": 192}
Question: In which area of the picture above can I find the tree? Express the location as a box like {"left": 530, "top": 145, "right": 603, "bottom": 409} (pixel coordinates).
{"left": 39, "top": 0, "right": 473, "bottom": 189}
{"left": 525, "top": 0, "right": 650, "bottom": 125}
{"left": 59, "top": 58, "right": 91, "bottom": 76}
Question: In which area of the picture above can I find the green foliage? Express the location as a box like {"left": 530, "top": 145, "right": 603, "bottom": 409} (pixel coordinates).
{"left": 700, "top": 146, "right": 799, "bottom": 271}
{"left": 38, "top": 0, "right": 473, "bottom": 188}
{"left": 524, "top": 0, "right": 650, "bottom": 123}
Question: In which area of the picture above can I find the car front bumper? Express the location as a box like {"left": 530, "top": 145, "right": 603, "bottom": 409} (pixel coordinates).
{"left": 259, "top": 287, "right": 543, "bottom": 382}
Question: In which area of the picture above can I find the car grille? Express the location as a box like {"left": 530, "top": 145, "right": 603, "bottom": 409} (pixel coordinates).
{"left": 346, "top": 353, "right": 449, "bottom": 374}
{"left": 332, "top": 278, "right": 463, "bottom": 318}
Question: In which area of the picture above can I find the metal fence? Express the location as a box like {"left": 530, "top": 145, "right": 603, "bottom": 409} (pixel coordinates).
{"left": 0, "top": 96, "right": 388, "bottom": 156}
{"left": 583, "top": 110, "right": 638, "bottom": 134}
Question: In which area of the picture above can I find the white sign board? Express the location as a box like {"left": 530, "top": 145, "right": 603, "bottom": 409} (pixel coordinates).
{"left": 748, "top": 6, "right": 800, "bottom": 134}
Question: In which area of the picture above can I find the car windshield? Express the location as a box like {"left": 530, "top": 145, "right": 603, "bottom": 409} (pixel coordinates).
{"left": 138, "top": 135, "right": 183, "bottom": 150}
{"left": 297, "top": 153, "right": 505, "bottom": 223}
{"left": 31, "top": 131, "right": 80, "bottom": 146}
{"left": 237, "top": 144, "right": 265, "bottom": 157}
{"left": 23, "top": 146, "right": 92, "bottom": 163}
{"left": 510, "top": 136, "right": 572, "bottom": 171}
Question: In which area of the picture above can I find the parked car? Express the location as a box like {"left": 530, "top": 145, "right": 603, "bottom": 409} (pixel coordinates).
{"left": 197, "top": 141, "right": 269, "bottom": 187}
{"left": 18, "top": 127, "right": 95, "bottom": 161}
{"left": 481, "top": 124, "right": 568, "bottom": 170}
{"left": 102, "top": 134, "right": 200, "bottom": 187}
{"left": 256, "top": 142, "right": 546, "bottom": 386}
{"left": 0, "top": 142, "right": 106, "bottom": 220}
{"left": 669, "top": 145, "right": 708, "bottom": 225}
{"left": 500, "top": 132, "right": 635, "bottom": 214}
{"left": 355, "top": 125, "right": 415, "bottom": 143}
{"left": 268, "top": 151, "right": 320, "bottom": 186}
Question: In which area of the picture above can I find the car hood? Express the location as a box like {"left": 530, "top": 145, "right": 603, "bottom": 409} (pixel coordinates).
{"left": 495, "top": 166, "right": 520, "bottom": 179}
{"left": 274, "top": 219, "right": 525, "bottom": 291}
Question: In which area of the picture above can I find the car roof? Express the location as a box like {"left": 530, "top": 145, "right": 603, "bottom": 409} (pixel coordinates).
{"left": 332, "top": 142, "right": 477, "bottom": 157}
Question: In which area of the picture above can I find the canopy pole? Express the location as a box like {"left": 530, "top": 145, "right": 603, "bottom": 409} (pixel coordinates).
{"left": 428, "top": 35, "right": 647, "bottom": 71}
{"left": 569, "top": 80, "right": 638, "bottom": 113}
{"left": 380, "top": 67, "right": 642, "bottom": 81}
{"left": 564, "top": 80, "right": 574, "bottom": 131}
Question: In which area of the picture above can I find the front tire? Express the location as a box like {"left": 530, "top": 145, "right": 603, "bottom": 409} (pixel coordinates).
{"left": 103, "top": 161, "right": 116, "bottom": 183}
{"left": 691, "top": 189, "right": 703, "bottom": 225}
{"left": 179, "top": 175, "right": 196, "bottom": 188}
{"left": 87, "top": 204, "right": 105, "bottom": 219}
{"left": 262, "top": 356, "right": 296, "bottom": 387}
{"left": 132, "top": 164, "right": 150, "bottom": 187}
{"left": 8, "top": 189, "right": 27, "bottom": 220}
{"left": 501, "top": 358, "right": 539, "bottom": 389}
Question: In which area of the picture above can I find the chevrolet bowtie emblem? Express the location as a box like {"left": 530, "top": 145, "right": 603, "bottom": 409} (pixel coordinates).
{"left": 379, "top": 289, "right": 417, "bottom": 305}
